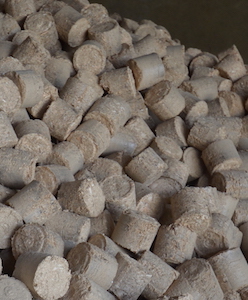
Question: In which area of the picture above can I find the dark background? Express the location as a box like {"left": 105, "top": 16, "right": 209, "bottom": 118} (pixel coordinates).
{"left": 95, "top": 0, "right": 248, "bottom": 63}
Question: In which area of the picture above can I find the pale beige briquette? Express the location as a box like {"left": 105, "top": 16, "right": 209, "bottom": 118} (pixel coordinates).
{"left": 67, "top": 119, "right": 111, "bottom": 163}
{"left": 35, "top": 164, "right": 74, "bottom": 194}
{"left": 11, "top": 223, "right": 64, "bottom": 259}
{"left": 66, "top": 242, "right": 118, "bottom": 290}
{"left": 182, "top": 146, "right": 205, "bottom": 182}
{"left": 128, "top": 52, "right": 165, "bottom": 91}
{"left": 6, "top": 180, "right": 61, "bottom": 224}
{"left": 80, "top": 3, "right": 109, "bottom": 25}
{"left": 89, "top": 209, "right": 115, "bottom": 238}
{"left": 153, "top": 223, "right": 197, "bottom": 265}
{"left": 208, "top": 248, "right": 248, "bottom": 293}
{"left": 111, "top": 209, "right": 160, "bottom": 253}
{"left": 4, "top": 0, "right": 36, "bottom": 23}
{"left": 0, "top": 275, "right": 32, "bottom": 300}
{"left": 57, "top": 177, "right": 105, "bottom": 217}
{"left": 13, "top": 253, "right": 71, "bottom": 300}
{"left": 0, "top": 148, "right": 37, "bottom": 189}
{"left": 54, "top": 5, "right": 90, "bottom": 47}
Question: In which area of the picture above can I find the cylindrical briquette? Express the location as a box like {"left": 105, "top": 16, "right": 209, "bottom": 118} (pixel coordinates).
{"left": 54, "top": 5, "right": 90, "bottom": 47}
{"left": 111, "top": 209, "right": 160, "bottom": 253}
{"left": 0, "top": 148, "right": 37, "bottom": 189}
{"left": 144, "top": 80, "right": 185, "bottom": 121}
{"left": 13, "top": 252, "right": 71, "bottom": 300}
{"left": 4, "top": 0, "right": 36, "bottom": 24}
{"left": 57, "top": 177, "right": 105, "bottom": 217}
{"left": 11, "top": 223, "right": 64, "bottom": 259}
{"left": 128, "top": 52, "right": 165, "bottom": 91}
{"left": 153, "top": 223, "right": 197, "bottom": 265}
{"left": 67, "top": 119, "right": 111, "bottom": 163}
{"left": 89, "top": 209, "right": 115, "bottom": 238}
{"left": 6, "top": 180, "right": 61, "bottom": 225}
{"left": 125, "top": 147, "right": 167, "bottom": 186}
{"left": 0, "top": 111, "right": 18, "bottom": 148}
{"left": 0, "top": 275, "right": 32, "bottom": 300}
{"left": 66, "top": 242, "right": 118, "bottom": 290}
{"left": 35, "top": 164, "right": 75, "bottom": 194}
{"left": 100, "top": 174, "right": 136, "bottom": 221}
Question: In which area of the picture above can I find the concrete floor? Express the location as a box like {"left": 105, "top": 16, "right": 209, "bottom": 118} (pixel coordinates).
{"left": 96, "top": 0, "right": 248, "bottom": 63}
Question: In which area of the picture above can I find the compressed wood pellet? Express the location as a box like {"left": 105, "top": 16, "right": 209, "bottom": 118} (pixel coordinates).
{"left": 148, "top": 177, "right": 182, "bottom": 201}
{"left": 124, "top": 116, "right": 155, "bottom": 156}
{"left": 202, "top": 139, "right": 242, "bottom": 175}
{"left": 89, "top": 209, "right": 115, "bottom": 238}
{"left": 125, "top": 147, "right": 167, "bottom": 186}
{"left": 232, "top": 74, "right": 248, "bottom": 100}
{"left": 0, "top": 275, "right": 32, "bottom": 300}
{"left": 166, "top": 258, "right": 224, "bottom": 300}
{"left": 0, "top": 148, "right": 37, "bottom": 189}
{"left": 207, "top": 97, "right": 231, "bottom": 117}
{"left": 88, "top": 233, "right": 127, "bottom": 257}
{"left": 170, "top": 186, "right": 212, "bottom": 234}
{"left": 75, "top": 157, "right": 122, "bottom": 182}
{"left": 135, "top": 182, "right": 164, "bottom": 220}
{"left": 0, "top": 56, "right": 25, "bottom": 75}
{"left": 99, "top": 66, "right": 136, "bottom": 100}
{"left": 23, "top": 11, "right": 59, "bottom": 52}
{"left": 0, "top": 204, "right": 22, "bottom": 249}
{"left": 144, "top": 80, "right": 185, "bottom": 121}
{"left": 12, "top": 36, "right": 51, "bottom": 70}
{"left": 4, "top": 0, "right": 36, "bottom": 24}
{"left": 6, "top": 180, "right": 61, "bottom": 224}
{"left": 150, "top": 136, "right": 183, "bottom": 160}
{"left": 0, "top": 184, "right": 15, "bottom": 203}
{"left": 188, "top": 51, "right": 218, "bottom": 74}
{"left": 80, "top": 3, "right": 109, "bottom": 25}
{"left": 191, "top": 65, "right": 219, "bottom": 79}
{"left": 0, "top": 111, "right": 18, "bottom": 148}
{"left": 215, "top": 50, "right": 246, "bottom": 82}
{"left": 138, "top": 250, "right": 179, "bottom": 299}
{"left": 67, "top": 242, "right": 118, "bottom": 290}
{"left": 162, "top": 158, "right": 189, "bottom": 189}
{"left": 11, "top": 223, "right": 64, "bottom": 259}
{"left": 49, "top": 141, "right": 84, "bottom": 175}
{"left": 54, "top": 5, "right": 90, "bottom": 47}
{"left": 214, "top": 191, "right": 239, "bottom": 219}
{"left": 27, "top": 77, "right": 58, "bottom": 119}
{"left": 0, "top": 12, "right": 20, "bottom": 40}
{"left": 0, "top": 76, "right": 21, "bottom": 116}
{"left": 187, "top": 116, "right": 242, "bottom": 151}
{"left": 88, "top": 19, "right": 122, "bottom": 57}
{"left": 44, "top": 210, "right": 90, "bottom": 252}
{"left": 42, "top": 98, "right": 82, "bottom": 141}
{"left": 61, "top": 273, "right": 116, "bottom": 300}
{"left": 14, "top": 119, "right": 52, "bottom": 163}
{"left": 84, "top": 95, "right": 131, "bottom": 136}
{"left": 103, "top": 128, "right": 136, "bottom": 157}
{"left": 109, "top": 252, "right": 152, "bottom": 300}
{"left": 219, "top": 91, "right": 245, "bottom": 117}
{"left": 232, "top": 199, "right": 248, "bottom": 227}
{"left": 60, "top": 70, "right": 103, "bottom": 114}
{"left": 45, "top": 54, "right": 75, "bottom": 89}
{"left": 100, "top": 174, "right": 136, "bottom": 220}
{"left": 211, "top": 169, "right": 248, "bottom": 199}
{"left": 180, "top": 76, "right": 218, "bottom": 101}
{"left": 39, "top": 0, "right": 67, "bottom": 15}
{"left": 58, "top": 177, "right": 105, "bottom": 217}
{"left": 153, "top": 223, "right": 197, "bottom": 265}
{"left": 10, "top": 108, "right": 30, "bottom": 128}
{"left": 67, "top": 119, "right": 111, "bottom": 163}
{"left": 73, "top": 40, "right": 106, "bottom": 74}
{"left": 5, "top": 69, "right": 44, "bottom": 108}
{"left": 155, "top": 116, "right": 188, "bottom": 147}
{"left": 13, "top": 252, "right": 71, "bottom": 300}
{"left": 195, "top": 213, "right": 242, "bottom": 258}
{"left": 182, "top": 146, "right": 205, "bottom": 182}
{"left": 128, "top": 53, "right": 165, "bottom": 91}
{"left": 111, "top": 209, "right": 160, "bottom": 253}
{"left": 208, "top": 248, "right": 248, "bottom": 293}
{"left": 35, "top": 164, "right": 75, "bottom": 194}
